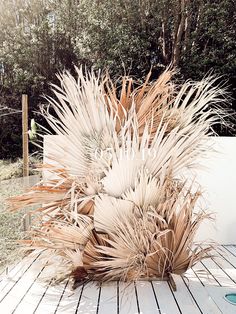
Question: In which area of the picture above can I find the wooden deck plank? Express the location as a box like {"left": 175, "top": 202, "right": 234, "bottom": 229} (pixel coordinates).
{"left": 34, "top": 281, "right": 69, "bottom": 314}
{"left": 0, "top": 255, "right": 38, "bottom": 293}
{"left": 201, "top": 257, "right": 235, "bottom": 287}
{"left": 0, "top": 260, "right": 22, "bottom": 282}
{"left": 97, "top": 282, "right": 118, "bottom": 314}
{"left": 192, "top": 261, "right": 219, "bottom": 286}
{"left": 13, "top": 279, "right": 49, "bottom": 314}
{"left": 152, "top": 281, "right": 181, "bottom": 314}
{"left": 0, "top": 246, "right": 236, "bottom": 313}
{"left": 135, "top": 281, "right": 159, "bottom": 313}
{"left": 170, "top": 275, "right": 202, "bottom": 314}
{"left": 212, "top": 249, "right": 236, "bottom": 284}
{"left": 223, "top": 245, "right": 236, "bottom": 257}
{"left": 119, "top": 282, "right": 139, "bottom": 314}
{"left": 206, "top": 286, "right": 236, "bottom": 314}
{"left": 0, "top": 261, "right": 44, "bottom": 313}
{"left": 218, "top": 246, "right": 236, "bottom": 267}
{"left": 0, "top": 254, "right": 40, "bottom": 302}
{"left": 183, "top": 268, "right": 222, "bottom": 314}
{"left": 55, "top": 284, "right": 83, "bottom": 314}
{"left": 0, "top": 268, "right": 8, "bottom": 283}
{"left": 76, "top": 282, "right": 100, "bottom": 314}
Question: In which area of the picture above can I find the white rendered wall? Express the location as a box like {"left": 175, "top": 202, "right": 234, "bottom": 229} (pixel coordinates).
{"left": 43, "top": 135, "right": 68, "bottom": 181}
{"left": 44, "top": 135, "right": 236, "bottom": 244}
{"left": 194, "top": 137, "right": 236, "bottom": 244}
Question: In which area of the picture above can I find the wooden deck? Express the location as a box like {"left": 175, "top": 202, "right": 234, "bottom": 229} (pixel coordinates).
{"left": 1, "top": 246, "right": 236, "bottom": 314}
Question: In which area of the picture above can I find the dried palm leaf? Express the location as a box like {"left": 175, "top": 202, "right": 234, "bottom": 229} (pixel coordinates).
{"left": 41, "top": 67, "right": 117, "bottom": 177}
{"left": 87, "top": 182, "right": 212, "bottom": 282}
{"left": 6, "top": 67, "right": 229, "bottom": 287}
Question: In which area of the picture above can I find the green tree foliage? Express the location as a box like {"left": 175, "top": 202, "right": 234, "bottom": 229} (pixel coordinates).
{"left": 0, "top": 0, "right": 80, "bottom": 158}
{"left": 75, "top": 0, "right": 236, "bottom": 78}
{"left": 180, "top": 0, "right": 236, "bottom": 79}
{"left": 0, "top": 0, "right": 79, "bottom": 91}
{"left": 0, "top": 0, "right": 235, "bottom": 158}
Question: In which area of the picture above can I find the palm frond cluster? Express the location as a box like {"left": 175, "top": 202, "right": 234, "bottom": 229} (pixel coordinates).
{"left": 8, "top": 68, "right": 227, "bottom": 287}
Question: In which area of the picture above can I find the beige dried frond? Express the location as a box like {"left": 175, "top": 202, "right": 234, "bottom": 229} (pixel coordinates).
{"left": 94, "top": 195, "right": 134, "bottom": 233}
{"left": 6, "top": 67, "right": 229, "bottom": 286}
{"left": 28, "top": 215, "right": 92, "bottom": 247}
{"left": 8, "top": 164, "right": 99, "bottom": 216}
{"left": 104, "top": 68, "right": 176, "bottom": 136}
{"left": 87, "top": 182, "right": 212, "bottom": 282}
{"left": 42, "top": 67, "right": 117, "bottom": 177}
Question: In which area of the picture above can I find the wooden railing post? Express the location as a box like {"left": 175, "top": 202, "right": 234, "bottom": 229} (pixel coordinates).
{"left": 22, "top": 94, "right": 30, "bottom": 231}
{"left": 22, "top": 94, "right": 29, "bottom": 177}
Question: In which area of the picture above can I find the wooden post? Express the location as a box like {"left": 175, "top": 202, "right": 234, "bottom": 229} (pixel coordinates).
{"left": 22, "top": 94, "right": 31, "bottom": 231}
{"left": 22, "top": 94, "right": 29, "bottom": 177}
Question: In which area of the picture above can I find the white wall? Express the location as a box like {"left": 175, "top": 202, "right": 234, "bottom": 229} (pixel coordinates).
{"left": 44, "top": 135, "right": 236, "bottom": 244}
{"left": 43, "top": 135, "right": 67, "bottom": 181}
{"left": 194, "top": 137, "right": 236, "bottom": 244}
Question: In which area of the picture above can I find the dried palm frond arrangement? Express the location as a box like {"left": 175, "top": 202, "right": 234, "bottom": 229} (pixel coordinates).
{"left": 8, "top": 67, "right": 228, "bottom": 289}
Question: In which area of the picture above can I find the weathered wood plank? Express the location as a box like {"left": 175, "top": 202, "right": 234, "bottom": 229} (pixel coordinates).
{"left": 183, "top": 268, "right": 222, "bottom": 314}
{"left": 223, "top": 245, "right": 236, "bottom": 257}
{"left": 0, "top": 259, "right": 22, "bottom": 282}
{"left": 218, "top": 246, "right": 236, "bottom": 267}
{"left": 55, "top": 284, "right": 83, "bottom": 314}
{"left": 119, "top": 282, "right": 139, "bottom": 314}
{"left": 0, "top": 257, "right": 32, "bottom": 291}
{"left": 0, "top": 262, "right": 44, "bottom": 313}
{"left": 76, "top": 282, "right": 100, "bottom": 314}
{"left": 192, "top": 261, "right": 219, "bottom": 286}
{"left": 135, "top": 281, "right": 159, "bottom": 313}
{"left": 0, "top": 254, "right": 40, "bottom": 300}
{"left": 34, "top": 281, "right": 69, "bottom": 314}
{"left": 206, "top": 286, "right": 236, "bottom": 314}
{"left": 212, "top": 249, "right": 236, "bottom": 283}
{"left": 97, "top": 282, "right": 118, "bottom": 314}
{"left": 170, "top": 275, "right": 202, "bottom": 314}
{"left": 152, "top": 281, "right": 181, "bottom": 314}
{"left": 13, "top": 279, "right": 49, "bottom": 314}
{"left": 0, "top": 246, "right": 236, "bottom": 313}
{"left": 201, "top": 257, "right": 235, "bottom": 287}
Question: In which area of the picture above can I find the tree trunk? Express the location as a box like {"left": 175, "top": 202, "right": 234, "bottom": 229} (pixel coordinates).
{"left": 161, "top": 2, "right": 169, "bottom": 64}
{"left": 191, "top": 0, "right": 203, "bottom": 51}
{"left": 171, "top": 0, "right": 189, "bottom": 66}
{"left": 183, "top": 3, "right": 191, "bottom": 52}
{"left": 162, "top": 20, "right": 168, "bottom": 63}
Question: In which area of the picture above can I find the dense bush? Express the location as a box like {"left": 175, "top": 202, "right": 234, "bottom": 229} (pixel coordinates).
{"left": 0, "top": 0, "right": 235, "bottom": 158}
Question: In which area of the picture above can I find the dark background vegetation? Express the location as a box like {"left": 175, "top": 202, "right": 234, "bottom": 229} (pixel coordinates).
{"left": 0, "top": 0, "right": 235, "bottom": 159}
